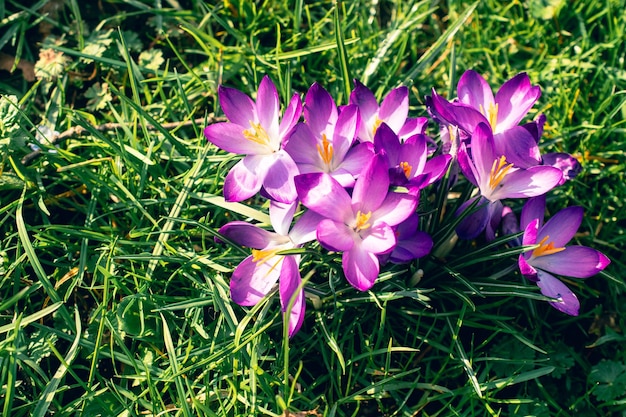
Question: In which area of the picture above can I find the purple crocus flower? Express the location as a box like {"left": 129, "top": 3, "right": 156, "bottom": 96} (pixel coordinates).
{"left": 283, "top": 83, "right": 374, "bottom": 187}
{"left": 373, "top": 123, "right": 451, "bottom": 191}
{"left": 218, "top": 201, "right": 321, "bottom": 337}
{"left": 456, "top": 123, "right": 563, "bottom": 240}
{"left": 350, "top": 80, "right": 425, "bottom": 143}
{"left": 428, "top": 70, "right": 543, "bottom": 168}
{"left": 518, "top": 195, "right": 610, "bottom": 315}
{"left": 295, "top": 154, "right": 417, "bottom": 291}
{"left": 204, "top": 76, "right": 302, "bottom": 203}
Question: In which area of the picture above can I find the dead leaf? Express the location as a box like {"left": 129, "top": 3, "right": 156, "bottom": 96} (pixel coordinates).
{"left": 0, "top": 52, "right": 35, "bottom": 82}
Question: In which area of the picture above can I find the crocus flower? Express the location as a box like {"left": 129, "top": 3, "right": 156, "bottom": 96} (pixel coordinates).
{"left": 518, "top": 195, "right": 610, "bottom": 315}
{"left": 204, "top": 76, "right": 302, "bottom": 203}
{"left": 284, "top": 83, "right": 374, "bottom": 187}
{"left": 373, "top": 123, "right": 451, "bottom": 191}
{"left": 218, "top": 201, "right": 321, "bottom": 337}
{"left": 428, "top": 70, "right": 543, "bottom": 168}
{"left": 456, "top": 123, "right": 563, "bottom": 240}
{"left": 350, "top": 79, "right": 426, "bottom": 143}
{"left": 295, "top": 154, "right": 417, "bottom": 291}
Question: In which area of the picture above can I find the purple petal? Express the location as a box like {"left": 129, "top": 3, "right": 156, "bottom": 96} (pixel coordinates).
{"left": 337, "top": 142, "right": 375, "bottom": 185}
{"left": 420, "top": 154, "right": 452, "bottom": 187}
{"left": 332, "top": 104, "right": 360, "bottom": 160}
{"left": 374, "top": 123, "right": 402, "bottom": 165}
{"left": 378, "top": 86, "right": 409, "bottom": 133}
{"left": 343, "top": 244, "right": 380, "bottom": 291}
{"left": 352, "top": 153, "right": 390, "bottom": 212}
{"left": 304, "top": 82, "right": 338, "bottom": 136}
{"left": 372, "top": 191, "right": 417, "bottom": 227}
{"left": 350, "top": 80, "right": 379, "bottom": 142}
{"left": 471, "top": 122, "right": 497, "bottom": 181}
{"left": 542, "top": 152, "right": 582, "bottom": 185}
{"left": 270, "top": 200, "right": 297, "bottom": 236}
{"left": 317, "top": 219, "right": 355, "bottom": 252}
{"left": 490, "top": 165, "right": 562, "bottom": 200}
{"left": 493, "top": 127, "right": 541, "bottom": 168}
{"left": 519, "top": 253, "right": 538, "bottom": 279}
{"left": 279, "top": 93, "right": 303, "bottom": 139}
{"left": 329, "top": 169, "right": 359, "bottom": 188}
{"left": 218, "top": 85, "right": 256, "bottom": 127}
{"left": 400, "top": 134, "right": 429, "bottom": 174}
{"left": 457, "top": 142, "right": 478, "bottom": 186}
{"left": 389, "top": 231, "right": 433, "bottom": 263}
{"left": 522, "top": 218, "right": 539, "bottom": 247}
{"left": 522, "top": 114, "right": 546, "bottom": 143}
{"left": 205, "top": 123, "right": 270, "bottom": 155}
{"left": 262, "top": 151, "right": 299, "bottom": 203}
{"left": 501, "top": 205, "right": 521, "bottom": 246}
{"left": 256, "top": 76, "right": 280, "bottom": 139}
{"left": 495, "top": 72, "right": 541, "bottom": 131}
{"left": 535, "top": 270, "right": 579, "bottom": 316}
{"left": 350, "top": 79, "right": 379, "bottom": 120}
{"left": 230, "top": 255, "right": 281, "bottom": 306}
{"left": 485, "top": 200, "right": 504, "bottom": 242}
{"left": 219, "top": 221, "right": 285, "bottom": 249}
{"left": 520, "top": 195, "right": 546, "bottom": 232}
{"left": 360, "top": 223, "right": 396, "bottom": 254}
{"left": 295, "top": 173, "right": 353, "bottom": 222}
{"left": 223, "top": 156, "right": 266, "bottom": 202}
{"left": 457, "top": 70, "right": 495, "bottom": 112}
{"left": 279, "top": 256, "right": 305, "bottom": 337}
{"left": 283, "top": 123, "right": 320, "bottom": 165}
{"left": 455, "top": 197, "right": 491, "bottom": 240}
{"left": 431, "top": 92, "right": 490, "bottom": 135}
{"left": 530, "top": 246, "right": 611, "bottom": 278}
{"left": 536, "top": 206, "right": 583, "bottom": 248}
{"left": 289, "top": 210, "right": 324, "bottom": 245}
{"left": 399, "top": 117, "right": 429, "bottom": 139}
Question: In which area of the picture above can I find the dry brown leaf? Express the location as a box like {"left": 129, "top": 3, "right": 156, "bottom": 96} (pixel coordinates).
{"left": 0, "top": 52, "right": 35, "bottom": 82}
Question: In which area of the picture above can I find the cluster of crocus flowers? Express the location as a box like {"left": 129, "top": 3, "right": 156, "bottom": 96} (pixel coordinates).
{"left": 205, "top": 71, "right": 609, "bottom": 336}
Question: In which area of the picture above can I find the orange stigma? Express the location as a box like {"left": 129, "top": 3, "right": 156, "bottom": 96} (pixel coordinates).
{"left": 316, "top": 133, "right": 334, "bottom": 165}
{"left": 532, "top": 235, "right": 565, "bottom": 258}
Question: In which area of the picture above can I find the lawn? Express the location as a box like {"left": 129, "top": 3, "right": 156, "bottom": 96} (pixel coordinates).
{"left": 1, "top": 0, "right": 625, "bottom": 416}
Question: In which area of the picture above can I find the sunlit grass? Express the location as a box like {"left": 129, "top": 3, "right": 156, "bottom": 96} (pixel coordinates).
{"left": 0, "top": 0, "right": 625, "bottom": 416}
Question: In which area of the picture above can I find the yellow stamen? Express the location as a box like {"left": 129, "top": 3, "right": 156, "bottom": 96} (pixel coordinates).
{"left": 372, "top": 116, "right": 383, "bottom": 136}
{"left": 488, "top": 155, "right": 514, "bottom": 191}
{"left": 479, "top": 103, "right": 499, "bottom": 131}
{"left": 399, "top": 161, "right": 412, "bottom": 179}
{"left": 355, "top": 210, "right": 372, "bottom": 232}
{"left": 243, "top": 120, "right": 271, "bottom": 146}
{"left": 251, "top": 248, "right": 281, "bottom": 264}
{"left": 316, "top": 133, "right": 334, "bottom": 165}
{"left": 532, "top": 235, "right": 565, "bottom": 258}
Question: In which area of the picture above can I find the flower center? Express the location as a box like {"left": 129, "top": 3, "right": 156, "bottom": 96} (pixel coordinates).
{"left": 479, "top": 102, "right": 499, "bottom": 131}
{"left": 316, "top": 133, "right": 334, "bottom": 166}
{"left": 251, "top": 248, "right": 281, "bottom": 264}
{"left": 399, "top": 161, "right": 412, "bottom": 179}
{"left": 354, "top": 210, "right": 372, "bottom": 232}
{"left": 372, "top": 116, "right": 383, "bottom": 136}
{"left": 531, "top": 235, "right": 565, "bottom": 258}
{"left": 488, "top": 155, "right": 514, "bottom": 191}
{"left": 243, "top": 121, "right": 271, "bottom": 147}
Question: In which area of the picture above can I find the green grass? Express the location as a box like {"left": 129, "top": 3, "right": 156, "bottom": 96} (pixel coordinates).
{"left": 1, "top": 0, "right": 625, "bottom": 416}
